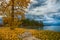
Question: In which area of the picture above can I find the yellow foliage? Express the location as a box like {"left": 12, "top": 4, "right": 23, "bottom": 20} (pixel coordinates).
{"left": 1, "top": 0, "right": 30, "bottom": 27}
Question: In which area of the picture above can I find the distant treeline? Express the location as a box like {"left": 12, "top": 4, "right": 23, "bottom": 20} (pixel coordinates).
{"left": 20, "top": 19, "right": 44, "bottom": 29}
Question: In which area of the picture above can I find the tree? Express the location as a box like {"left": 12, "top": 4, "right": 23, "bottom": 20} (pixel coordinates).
{"left": 0, "top": 0, "right": 30, "bottom": 28}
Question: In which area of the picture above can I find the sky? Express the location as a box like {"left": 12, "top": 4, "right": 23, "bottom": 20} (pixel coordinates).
{"left": 27, "top": 0, "right": 60, "bottom": 24}
{"left": 28, "top": 0, "right": 60, "bottom": 15}
{"left": 27, "top": 0, "right": 60, "bottom": 32}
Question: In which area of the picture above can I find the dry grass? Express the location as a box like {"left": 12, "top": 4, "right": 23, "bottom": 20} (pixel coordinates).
{"left": 0, "top": 27, "right": 60, "bottom": 40}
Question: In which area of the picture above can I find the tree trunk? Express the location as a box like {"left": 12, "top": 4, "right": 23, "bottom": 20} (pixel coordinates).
{"left": 9, "top": 0, "right": 14, "bottom": 29}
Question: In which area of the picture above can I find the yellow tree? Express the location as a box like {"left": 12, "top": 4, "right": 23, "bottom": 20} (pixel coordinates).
{"left": 0, "top": 0, "right": 30, "bottom": 28}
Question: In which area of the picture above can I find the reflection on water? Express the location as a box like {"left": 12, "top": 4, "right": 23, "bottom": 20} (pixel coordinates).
{"left": 20, "top": 26, "right": 60, "bottom": 32}
{"left": 43, "top": 26, "right": 60, "bottom": 32}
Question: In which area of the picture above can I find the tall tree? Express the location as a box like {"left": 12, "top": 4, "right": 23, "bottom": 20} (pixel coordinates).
{"left": 0, "top": 0, "right": 30, "bottom": 27}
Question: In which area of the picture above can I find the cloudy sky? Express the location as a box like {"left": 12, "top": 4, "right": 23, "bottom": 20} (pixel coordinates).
{"left": 28, "top": 0, "right": 60, "bottom": 15}
{"left": 27, "top": 0, "right": 60, "bottom": 32}
{"left": 28, "top": 0, "right": 60, "bottom": 23}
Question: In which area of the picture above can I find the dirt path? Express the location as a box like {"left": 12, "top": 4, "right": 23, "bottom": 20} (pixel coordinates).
{"left": 18, "top": 31, "right": 41, "bottom": 40}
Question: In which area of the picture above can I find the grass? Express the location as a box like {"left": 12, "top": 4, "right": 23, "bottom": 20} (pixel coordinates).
{"left": 0, "top": 27, "right": 60, "bottom": 40}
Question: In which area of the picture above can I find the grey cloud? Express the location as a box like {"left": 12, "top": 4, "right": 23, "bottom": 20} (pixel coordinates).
{"left": 29, "top": 0, "right": 47, "bottom": 10}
